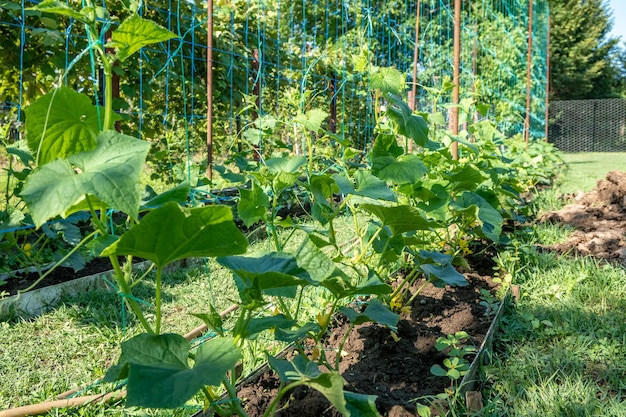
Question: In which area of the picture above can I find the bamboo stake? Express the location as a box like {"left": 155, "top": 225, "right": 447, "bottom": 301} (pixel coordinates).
{"left": 450, "top": 0, "right": 461, "bottom": 160}
{"left": 524, "top": 0, "right": 534, "bottom": 144}
{"left": 206, "top": 0, "right": 214, "bottom": 179}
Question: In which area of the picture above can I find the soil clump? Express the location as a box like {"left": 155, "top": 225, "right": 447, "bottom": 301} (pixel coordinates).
{"left": 540, "top": 170, "right": 626, "bottom": 265}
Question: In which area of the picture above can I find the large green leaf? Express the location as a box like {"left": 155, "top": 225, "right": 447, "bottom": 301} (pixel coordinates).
{"left": 361, "top": 204, "right": 438, "bottom": 235}
{"left": 334, "top": 170, "right": 396, "bottom": 202}
{"left": 110, "top": 14, "right": 178, "bottom": 63}
{"left": 25, "top": 87, "right": 100, "bottom": 165}
{"left": 370, "top": 134, "right": 404, "bottom": 175}
{"left": 421, "top": 264, "right": 468, "bottom": 288}
{"left": 102, "top": 202, "right": 248, "bottom": 268}
{"left": 140, "top": 182, "right": 191, "bottom": 210}
{"left": 265, "top": 156, "right": 306, "bottom": 174}
{"left": 452, "top": 192, "right": 503, "bottom": 242}
{"left": 444, "top": 164, "right": 488, "bottom": 192}
{"left": 243, "top": 315, "right": 296, "bottom": 340}
{"left": 105, "top": 334, "right": 241, "bottom": 408}
{"left": 27, "top": 0, "right": 88, "bottom": 23}
{"left": 385, "top": 94, "right": 430, "bottom": 148}
{"left": 344, "top": 391, "right": 382, "bottom": 417}
{"left": 217, "top": 252, "right": 311, "bottom": 299}
{"left": 21, "top": 131, "right": 150, "bottom": 227}
{"left": 340, "top": 299, "right": 399, "bottom": 329}
{"left": 294, "top": 109, "right": 329, "bottom": 133}
{"left": 370, "top": 67, "right": 406, "bottom": 95}
{"left": 377, "top": 155, "right": 428, "bottom": 185}
{"left": 238, "top": 183, "right": 269, "bottom": 227}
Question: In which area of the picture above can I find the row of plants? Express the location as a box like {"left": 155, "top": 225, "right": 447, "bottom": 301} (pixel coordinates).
{"left": 2, "top": 2, "right": 561, "bottom": 416}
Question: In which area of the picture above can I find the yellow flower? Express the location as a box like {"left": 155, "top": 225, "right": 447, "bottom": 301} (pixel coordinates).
{"left": 22, "top": 243, "right": 32, "bottom": 257}
{"left": 390, "top": 293, "right": 403, "bottom": 313}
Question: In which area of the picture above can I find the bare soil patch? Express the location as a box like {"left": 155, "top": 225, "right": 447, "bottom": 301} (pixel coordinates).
{"left": 540, "top": 170, "right": 626, "bottom": 264}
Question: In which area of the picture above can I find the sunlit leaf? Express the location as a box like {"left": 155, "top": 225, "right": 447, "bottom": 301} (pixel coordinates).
{"left": 25, "top": 87, "right": 100, "bottom": 165}
{"left": 103, "top": 202, "right": 248, "bottom": 268}
{"left": 21, "top": 131, "right": 150, "bottom": 227}
{"left": 110, "top": 14, "right": 178, "bottom": 63}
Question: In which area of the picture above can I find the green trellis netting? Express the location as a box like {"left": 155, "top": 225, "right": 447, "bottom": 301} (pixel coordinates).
{"left": 0, "top": 0, "right": 549, "bottom": 179}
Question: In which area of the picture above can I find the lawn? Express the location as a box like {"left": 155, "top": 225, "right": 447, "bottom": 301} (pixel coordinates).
{"left": 559, "top": 152, "right": 626, "bottom": 194}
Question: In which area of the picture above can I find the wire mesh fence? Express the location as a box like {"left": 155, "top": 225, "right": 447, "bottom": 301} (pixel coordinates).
{"left": 1, "top": 0, "right": 550, "bottom": 175}
{"left": 548, "top": 99, "right": 626, "bottom": 152}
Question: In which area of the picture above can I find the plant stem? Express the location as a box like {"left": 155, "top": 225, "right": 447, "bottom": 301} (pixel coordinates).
{"left": 222, "top": 377, "right": 248, "bottom": 417}
{"left": 155, "top": 266, "right": 163, "bottom": 334}
{"left": 19, "top": 230, "right": 98, "bottom": 293}
{"left": 335, "top": 322, "right": 354, "bottom": 370}
{"left": 108, "top": 254, "right": 154, "bottom": 334}
{"left": 262, "top": 381, "right": 305, "bottom": 417}
{"left": 389, "top": 266, "right": 419, "bottom": 301}
{"left": 406, "top": 279, "right": 432, "bottom": 306}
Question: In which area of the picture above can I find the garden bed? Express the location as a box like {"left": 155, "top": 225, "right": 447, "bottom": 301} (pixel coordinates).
{"left": 196, "top": 271, "right": 500, "bottom": 417}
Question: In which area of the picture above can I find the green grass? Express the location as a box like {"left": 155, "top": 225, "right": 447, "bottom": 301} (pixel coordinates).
{"left": 477, "top": 190, "right": 626, "bottom": 415}
{"left": 558, "top": 152, "right": 626, "bottom": 194}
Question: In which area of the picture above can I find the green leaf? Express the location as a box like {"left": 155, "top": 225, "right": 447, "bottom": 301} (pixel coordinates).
{"left": 420, "top": 264, "right": 468, "bottom": 288}
{"left": 110, "top": 14, "right": 178, "bottom": 63}
{"left": 377, "top": 155, "right": 428, "bottom": 185}
{"left": 102, "top": 202, "right": 248, "bottom": 268}
{"left": 21, "top": 131, "right": 150, "bottom": 227}
{"left": 370, "top": 134, "right": 404, "bottom": 174}
{"left": 370, "top": 67, "right": 406, "bottom": 95}
{"left": 238, "top": 183, "right": 269, "bottom": 227}
{"left": 274, "top": 322, "right": 321, "bottom": 342}
{"left": 294, "top": 108, "right": 329, "bottom": 133}
{"left": 107, "top": 334, "right": 241, "bottom": 408}
{"left": 344, "top": 391, "right": 382, "bottom": 417}
{"left": 265, "top": 156, "right": 306, "bottom": 174}
{"left": 444, "top": 164, "right": 487, "bottom": 192}
{"left": 322, "top": 270, "right": 391, "bottom": 299}
{"left": 268, "top": 354, "right": 321, "bottom": 382}
{"left": 140, "top": 182, "right": 191, "bottom": 210}
{"left": 430, "top": 364, "right": 448, "bottom": 377}
{"left": 268, "top": 355, "right": 349, "bottom": 415}
{"left": 385, "top": 94, "right": 430, "bottom": 148}
{"left": 192, "top": 305, "right": 224, "bottom": 336}
{"left": 452, "top": 192, "right": 503, "bottom": 242}
{"left": 361, "top": 204, "right": 438, "bottom": 235}
{"left": 25, "top": 87, "right": 100, "bottom": 165}
{"left": 6, "top": 143, "right": 34, "bottom": 166}
{"left": 217, "top": 252, "right": 310, "bottom": 298}
{"left": 27, "top": 0, "right": 87, "bottom": 22}
{"left": 294, "top": 237, "right": 338, "bottom": 284}
{"left": 339, "top": 299, "right": 399, "bottom": 329}
{"left": 334, "top": 170, "right": 396, "bottom": 202}
{"left": 243, "top": 315, "right": 296, "bottom": 340}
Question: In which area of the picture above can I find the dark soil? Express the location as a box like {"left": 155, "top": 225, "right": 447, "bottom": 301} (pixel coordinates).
{"left": 1, "top": 257, "right": 140, "bottom": 296}
{"left": 226, "top": 273, "right": 498, "bottom": 417}
{"left": 540, "top": 170, "right": 626, "bottom": 265}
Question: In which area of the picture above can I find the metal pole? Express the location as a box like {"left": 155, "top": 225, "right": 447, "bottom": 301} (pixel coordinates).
{"left": 450, "top": 0, "right": 461, "bottom": 160}
{"left": 408, "top": 0, "right": 421, "bottom": 153}
{"left": 544, "top": 13, "right": 550, "bottom": 142}
{"left": 524, "top": 0, "right": 533, "bottom": 145}
{"left": 206, "top": 0, "right": 214, "bottom": 180}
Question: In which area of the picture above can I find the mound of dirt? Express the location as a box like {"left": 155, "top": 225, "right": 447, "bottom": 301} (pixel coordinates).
{"left": 540, "top": 170, "right": 626, "bottom": 264}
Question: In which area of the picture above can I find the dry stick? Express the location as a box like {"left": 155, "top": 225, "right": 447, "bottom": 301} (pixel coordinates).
{"left": 0, "top": 304, "right": 240, "bottom": 417}
{"left": 0, "top": 391, "right": 127, "bottom": 417}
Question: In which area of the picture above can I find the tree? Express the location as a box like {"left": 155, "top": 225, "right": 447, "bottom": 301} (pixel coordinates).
{"left": 548, "top": 0, "right": 622, "bottom": 100}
